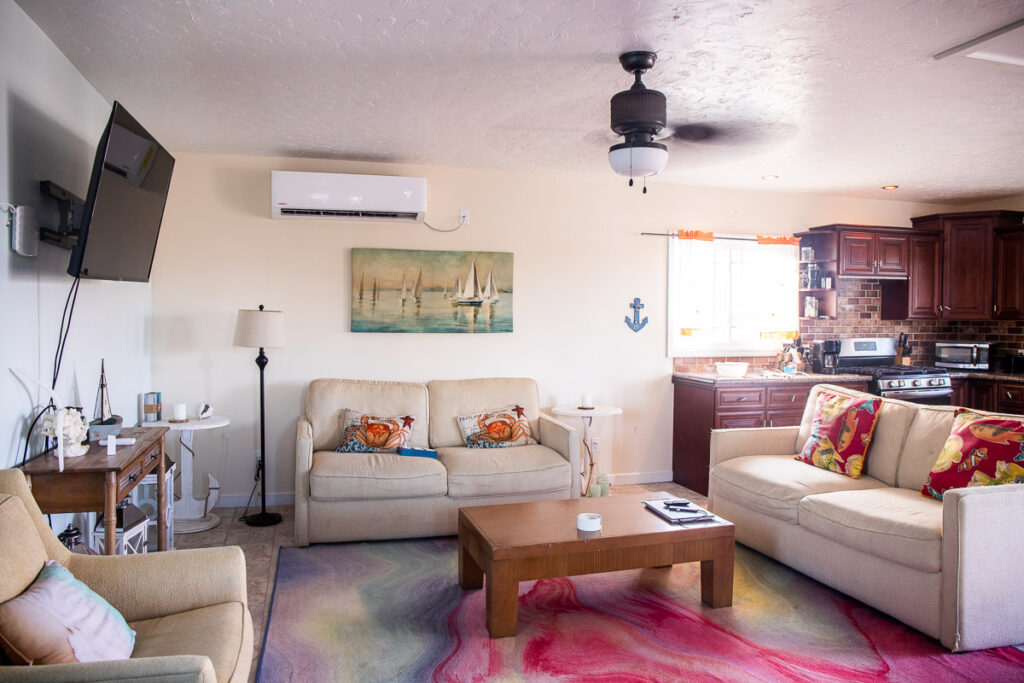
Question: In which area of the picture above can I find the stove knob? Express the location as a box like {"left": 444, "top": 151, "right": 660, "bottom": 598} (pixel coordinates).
{"left": 897, "top": 380, "right": 905, "bottom": 388}
{"left": 930, "top": 379, "right": 942, "bottom": 386}
{"left": 913, "top": 379, "right": 922, "bottom": 387}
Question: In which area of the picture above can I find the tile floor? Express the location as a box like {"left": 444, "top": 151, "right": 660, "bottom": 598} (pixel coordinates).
{"left": 181, "top": 482, "right": 705, "bottom": 681}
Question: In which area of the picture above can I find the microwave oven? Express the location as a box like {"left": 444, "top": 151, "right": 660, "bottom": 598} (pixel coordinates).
{"left": 934, "top": 341, "right": 989, "bottom": 370}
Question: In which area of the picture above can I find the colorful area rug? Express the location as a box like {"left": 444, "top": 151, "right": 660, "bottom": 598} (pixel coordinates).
{"left": 257, "top": 538, "right": 1024, "bottom": 682}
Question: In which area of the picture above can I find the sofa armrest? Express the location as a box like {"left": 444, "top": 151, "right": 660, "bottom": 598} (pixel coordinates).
{"left": 67, "top": 546, "right": 247, "bottom": 623}
{"left": 0, "top": 655, "right": 216, "bottom": 682}
{"left": 295, "top": 416, "right": 314, "bottom": 546}
{"left": 940, "top": 483, "right": 1024, "bottom": 651}
{"left": 709, "top": 426, "right": 800, "bottom": 467}
{"left": 539, "top": 413, "right": 582, "bottom": 498}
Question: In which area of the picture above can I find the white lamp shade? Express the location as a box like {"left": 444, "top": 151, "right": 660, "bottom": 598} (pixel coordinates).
{"left": 234, "top": 308, "right": 286, "bottom": 348}
{"left": 609, "top": 144, "right": 668, "bottom": 178}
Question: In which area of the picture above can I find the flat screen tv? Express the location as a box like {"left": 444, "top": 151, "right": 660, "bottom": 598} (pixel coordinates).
{"left": 67, "top": 101, "right": 175, "bottom": 282}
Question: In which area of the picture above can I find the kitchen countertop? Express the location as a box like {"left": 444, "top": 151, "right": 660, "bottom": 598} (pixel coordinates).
{"left": 673, "top": 371, "right": 871, "bottom": 384}
{"left": 947, "top": 371, "right": 1024, "bottom": 382}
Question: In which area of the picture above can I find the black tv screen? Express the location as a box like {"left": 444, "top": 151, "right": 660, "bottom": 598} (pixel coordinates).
{"left": 67, "top": 101, "right": 175, "bottom": 282}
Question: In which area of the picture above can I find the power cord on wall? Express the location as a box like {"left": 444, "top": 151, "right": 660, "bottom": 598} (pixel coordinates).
{"left": 423, "top": 216, "right": 467, "bottom": 233}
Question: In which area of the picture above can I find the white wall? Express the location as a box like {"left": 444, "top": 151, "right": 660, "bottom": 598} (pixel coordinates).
{"left": 151, "top": 153, "right": 958, "bottom": 502}
{"left": 1, "top": 0, "right": 152, "bottom": 470}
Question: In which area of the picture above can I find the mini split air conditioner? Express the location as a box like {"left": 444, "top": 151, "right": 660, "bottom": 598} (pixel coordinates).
{"left": 270, "top": 171, "right": 426, "bottom": 222}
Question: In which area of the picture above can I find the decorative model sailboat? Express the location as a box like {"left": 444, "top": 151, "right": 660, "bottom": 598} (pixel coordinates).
{"left": 413, "top": 269, "right": 423, "bottom": 303}
{"left": 88, "top": 359, "right": 122, "bottom": 441}
{"left": 482, "top": 267, "right": 499, "bottom": 303}
{"left": 456, "top": 260, "right": 484, "bottom": 306}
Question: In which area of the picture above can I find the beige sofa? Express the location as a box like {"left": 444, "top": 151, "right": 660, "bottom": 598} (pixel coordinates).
{"left": 295, "top": 377, "right": 581, "bottom": 545}
{"left": 708, "top": 383, "right": 1024, "bottom": 652}
{"left": 0, "top": 469, "right": 253, "bottom": 682}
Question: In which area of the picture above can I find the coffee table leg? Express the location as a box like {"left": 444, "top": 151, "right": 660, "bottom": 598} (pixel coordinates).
{"left": 700, "top": 540, "right": 734, "bottom": 608}
{"left": 485, "top": 562, "right": 518, "bottom": 638}
{"left": 458, "top": 535, "right": 483, "bottom": 590}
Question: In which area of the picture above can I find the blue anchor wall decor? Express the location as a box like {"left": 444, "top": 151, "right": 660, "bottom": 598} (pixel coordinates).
{"left": 625, "top": 297, "right": 648, "bottom": 332}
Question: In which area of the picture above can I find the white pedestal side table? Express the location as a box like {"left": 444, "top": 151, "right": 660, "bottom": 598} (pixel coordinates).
{"left": 551, "top": 405, "right": 622, "bottom": 497}
{"left": 149, "top": 416, "right": 229, "bottom": 533}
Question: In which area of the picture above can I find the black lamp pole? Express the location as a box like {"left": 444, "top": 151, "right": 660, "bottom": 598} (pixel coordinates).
{"left": 243, "top": 305, "right": 282, "bottom": 527}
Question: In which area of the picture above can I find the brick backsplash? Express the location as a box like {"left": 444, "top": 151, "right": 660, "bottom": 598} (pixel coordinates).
{"left": 673, "top": 277, "right": 1024, "bottom": 371}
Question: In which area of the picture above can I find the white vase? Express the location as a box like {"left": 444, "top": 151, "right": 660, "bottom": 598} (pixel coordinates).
{"left": 64, "top": 440, "right": 89, "bottom": 457}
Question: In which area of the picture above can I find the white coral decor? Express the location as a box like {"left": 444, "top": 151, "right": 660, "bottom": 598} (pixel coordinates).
{"left": 42, "top": 408, "right": 90, "bottom": 457}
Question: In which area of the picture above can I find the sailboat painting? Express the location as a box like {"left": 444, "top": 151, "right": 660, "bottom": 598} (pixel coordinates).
{"left": 351, "top": 248, "right": 513, "bottom": 333}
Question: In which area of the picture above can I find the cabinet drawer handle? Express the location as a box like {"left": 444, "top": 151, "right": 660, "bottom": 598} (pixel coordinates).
{"left": 769, "top": 419, "right": 774, "bottom": 427}
{"left": 128, "top": 473, "right": 138, "bottom": 483}
{"left": 1008, "top": 391, "right": 1014, "bottom": 400}
{"left": 790, "top": 395, "right": 796, "bottom": 402}
{"left": 737, "top": 397, "right": 747, "bottom": 401}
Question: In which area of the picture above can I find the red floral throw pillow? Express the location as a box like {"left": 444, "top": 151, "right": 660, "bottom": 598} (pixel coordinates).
{"left": 795, "top": 392, "right": 882, "bottom": 478}
{"left": 921, "top": 409, "right": 1024, "bottom": 500}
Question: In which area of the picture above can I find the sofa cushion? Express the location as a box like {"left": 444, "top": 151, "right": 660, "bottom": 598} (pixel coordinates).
{"left": 131, "top": 602, "right": 246, "bottom": 680}
{"left": 437, "top": 444, "right": 570, "bottom": 498}
{"left": 337, "top": 410, "right": 416, "bottom": 453}
{"left": 799, "top": 488, "right": 942, "bottom": 572}
{"left": 710, "top": 455, "right": 886, "bottom": 524}
{"left": 897, "top": 404, "right": 959, "bottom": 491}
{"left": 921, "top": 409, "right": 1024, "bottom": 500}
{"left": 306, "top": 379, "right": 429, "bottom": 452}
{"left": 797, "top": 385, "right": 917, "bottom": 487}
{"left": 457, "top": 404, "right": 536, "bottom": 449}
{"left": 309, "top": 450, "right": 447, "bottom": 500}
{"left": 796, "top": 392, "right": 882, "bottom": 478}
{"left": 0, "top": 560, "right": 135, "bottom": 665}
{"left": 428, "top": 378, "right": 541, "bottom": 448}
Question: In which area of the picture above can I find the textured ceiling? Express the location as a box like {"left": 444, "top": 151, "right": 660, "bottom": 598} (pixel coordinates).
{"left": 15, "top": 0, "right": 1024, "bottom": 203}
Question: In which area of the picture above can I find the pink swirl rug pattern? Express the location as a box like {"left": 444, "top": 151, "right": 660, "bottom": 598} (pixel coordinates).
{"left": 257, "top": 538, "right": 1024, "bottom": 682}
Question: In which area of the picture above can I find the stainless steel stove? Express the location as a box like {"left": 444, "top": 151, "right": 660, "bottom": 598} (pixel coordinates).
{"left": 836, "top": 337, "right": 952, "bottom": 404}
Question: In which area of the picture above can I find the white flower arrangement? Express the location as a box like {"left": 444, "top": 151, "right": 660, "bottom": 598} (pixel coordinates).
{"left": 42, "top": 408, "right": 90, "bottom": 457}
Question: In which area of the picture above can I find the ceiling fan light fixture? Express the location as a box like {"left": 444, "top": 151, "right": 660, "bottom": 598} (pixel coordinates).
{"left": 881, "top": 185, "right": 899, "bottom": 190}
{"left": 609, "top": 140, "right": 668, "bottom": 178}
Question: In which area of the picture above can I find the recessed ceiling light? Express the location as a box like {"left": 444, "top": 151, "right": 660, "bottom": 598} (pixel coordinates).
{"left": 761, "top": 175, "right": 779, "bottom": 181}
{"left": 881, "top": 185, "right": 899, "bottom": 190}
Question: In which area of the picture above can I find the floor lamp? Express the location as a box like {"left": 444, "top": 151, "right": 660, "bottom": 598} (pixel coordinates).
{"left": 234, "top": 305, "right": 285, "bottom": 527}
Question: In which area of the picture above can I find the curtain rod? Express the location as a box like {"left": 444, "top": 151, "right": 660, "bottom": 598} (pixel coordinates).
{"left": 641, "top": 232, "right": 759, "bottom": 242}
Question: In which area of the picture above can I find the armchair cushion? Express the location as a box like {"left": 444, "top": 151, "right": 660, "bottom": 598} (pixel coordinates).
{"left": 130, "top": 602, "right": 250, "bottom": 682}
{"left": 0, "top": 495, "right": 48, "bottom": 604}
{"left": 0, "top": 561, "right": 134, "bottom": 665}
{"left": 437, "top": 444, "right": 570, "bottom": 498}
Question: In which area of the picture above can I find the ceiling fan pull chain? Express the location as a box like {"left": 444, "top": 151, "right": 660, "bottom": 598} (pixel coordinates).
{"left": 643, "top": 177, "right": 648, "bottom": 194}
{"left": 629, "top": 178, "right": 634, "bottom": 187}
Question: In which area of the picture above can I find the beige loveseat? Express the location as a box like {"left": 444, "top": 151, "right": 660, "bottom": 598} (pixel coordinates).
{"left": 295, "top": 377, "right": 581, "bottom": 545}
{"left": 0, "top": 469, "right": 253, "bottom": 682}
{"left": 709, "top": 383, "right": 1024, "bottom": 652}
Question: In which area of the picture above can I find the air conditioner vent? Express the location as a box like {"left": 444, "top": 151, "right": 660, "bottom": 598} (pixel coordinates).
{"left": 279, "top": 208, "right": 420, "bottom": 220}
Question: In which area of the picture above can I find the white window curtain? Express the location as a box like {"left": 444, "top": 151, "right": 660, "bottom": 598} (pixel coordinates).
{"left": 668, "top": 232, "right": 798, "bottom": 357}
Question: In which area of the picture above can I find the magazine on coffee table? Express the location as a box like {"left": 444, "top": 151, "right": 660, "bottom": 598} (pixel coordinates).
{"left": 643, "top": 499, "right": 717, "bottom": 524}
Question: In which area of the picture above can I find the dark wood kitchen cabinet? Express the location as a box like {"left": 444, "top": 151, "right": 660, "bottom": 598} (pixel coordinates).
{"left": 970, "top": 379, "right": 997, "bottom": 412}
{"left": 950, "top": 378, "right": 967, "bottom": 408}
{"left": 882, "top": 211, "right": 1024, "bottom": 320}
{"left": 672, "top": 375, "right": 869, "bottom": 495}
{"left": 837, "top": 231, "right": 909, "bottom": 278}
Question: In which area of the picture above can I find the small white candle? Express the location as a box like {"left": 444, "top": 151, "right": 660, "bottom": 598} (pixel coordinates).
{"left": 576, "top": 513, "right": 602, "bottom": 532}
{"left": 580, "top": 393, "right": 594, "bottom": 408}
{"left": 173, "top": 403, "right": 187, "bottom": 421}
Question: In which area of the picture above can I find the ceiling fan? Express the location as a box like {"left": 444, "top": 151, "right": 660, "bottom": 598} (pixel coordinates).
{"left": 608, "top": 51, "right": 741, "bottom": 192}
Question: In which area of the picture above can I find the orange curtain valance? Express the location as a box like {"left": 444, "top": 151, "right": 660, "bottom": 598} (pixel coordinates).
{"left": 756, "top": 235, "right": 798, "bottom": 245}
{"left": 676, "top": 229, "right": 714, "bottom": 241}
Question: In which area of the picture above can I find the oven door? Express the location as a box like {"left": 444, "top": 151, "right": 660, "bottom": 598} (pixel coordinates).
{"left": 879, "top": 388, "right": 953, "bottom": 405}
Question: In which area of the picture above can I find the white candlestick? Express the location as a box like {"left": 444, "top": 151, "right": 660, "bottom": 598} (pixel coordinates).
{"left": 173, "top": 403, "right": 187, "bottom": 421}
{"left": 580, "top": 393, "right": 594, "bottom": 409}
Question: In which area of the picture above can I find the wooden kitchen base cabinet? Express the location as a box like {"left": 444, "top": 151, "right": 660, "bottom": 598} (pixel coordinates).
{"left": 672, "top": 376, "right": 868, "bottom": 495}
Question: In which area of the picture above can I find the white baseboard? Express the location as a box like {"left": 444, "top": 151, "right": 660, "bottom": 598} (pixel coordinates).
{"left": 607, "top": 470, "right": 674, "bottom": 485}
{"left": 217, "top": 492, "right": 295, "bottom": 508}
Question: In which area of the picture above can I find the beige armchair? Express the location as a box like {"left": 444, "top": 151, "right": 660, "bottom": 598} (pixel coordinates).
{"left": 0, "top": 469, "right": 253, "bottom": 682}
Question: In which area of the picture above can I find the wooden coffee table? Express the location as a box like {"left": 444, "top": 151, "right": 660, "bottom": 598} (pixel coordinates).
{"left": 457, "top": 493, "right": 734, "bottom": 637}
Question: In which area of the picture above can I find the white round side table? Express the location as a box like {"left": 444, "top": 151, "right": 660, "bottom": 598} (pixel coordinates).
{"left": 149, "top": 416, "right": 229, "bottom": 533}
{"left": 551, "top": 405, "right": 622, "bottom": 497}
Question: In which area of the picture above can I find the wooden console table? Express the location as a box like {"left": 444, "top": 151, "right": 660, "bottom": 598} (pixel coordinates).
{"left": 21, "top": 426, "right": 169, "bottom": 555}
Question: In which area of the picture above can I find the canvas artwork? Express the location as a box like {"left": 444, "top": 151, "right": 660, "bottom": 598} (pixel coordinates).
{"left": 351, "top": 248, "right": 513, "bottom": 333}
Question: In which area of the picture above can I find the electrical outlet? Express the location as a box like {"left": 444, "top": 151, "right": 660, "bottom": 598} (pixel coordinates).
{"left": 591, "top": 437, "right": 601, "bottom": 454}
{"left": 459, "top": 209, "right": 470, "bottom": 225}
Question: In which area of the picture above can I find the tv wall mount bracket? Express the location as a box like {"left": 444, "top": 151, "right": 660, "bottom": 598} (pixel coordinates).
{"left": 38, "top": 180, "right": 84, "bottom": 250}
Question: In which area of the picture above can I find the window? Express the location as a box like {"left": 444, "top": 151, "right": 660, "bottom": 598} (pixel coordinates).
{"left": 668, "top": 233, "right": 798, "bottom": 357}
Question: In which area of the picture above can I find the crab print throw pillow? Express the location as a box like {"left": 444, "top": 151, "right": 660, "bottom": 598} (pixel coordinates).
{"left": 921, "top": 409, "right": 1024, "bottom": 500}
{"left": 795, "top": 392, "right": 881, "bottom": 478}
{"left": 457, "top": 404, "right": 536, "bottom": 449}
{"left": 336, "top": 410, "right": 415, "bottom": 453}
